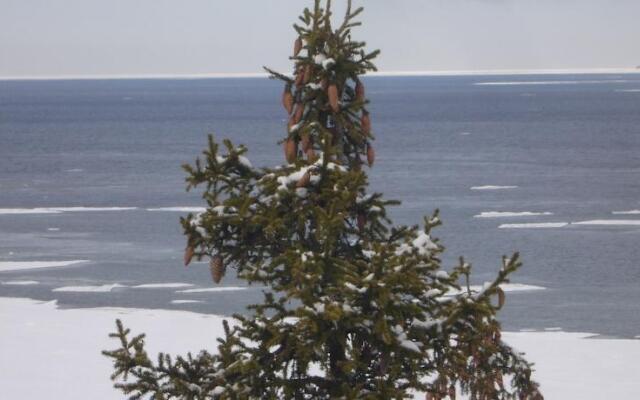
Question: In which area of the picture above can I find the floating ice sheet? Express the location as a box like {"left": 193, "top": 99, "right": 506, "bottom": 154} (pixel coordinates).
{"left": 499, "top": 222, "right": 568, "bottom": 229}
{"left": 470, "top": 185, "right": 518, "bottom": 190}
{"left": 52, "top": 284, "right": 125, "bottom": 293}
{"left": 0, "top": 260, "right": 89, "bottom": 272}
{"left": 475, "top": 211, "right": 552, "bottom": 218}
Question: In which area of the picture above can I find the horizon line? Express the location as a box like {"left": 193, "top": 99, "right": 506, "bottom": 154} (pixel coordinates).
{"left": 1, "top": 67, "right": 640, "bottom": 81}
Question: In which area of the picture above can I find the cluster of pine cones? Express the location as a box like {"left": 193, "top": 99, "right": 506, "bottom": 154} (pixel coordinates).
{"left": 282, "top": 37, "right": 375, "bottom": 168}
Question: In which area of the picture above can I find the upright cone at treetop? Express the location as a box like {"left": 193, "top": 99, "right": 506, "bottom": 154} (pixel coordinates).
{"left": 104, "top": 1, "right": 543, "bottom": 398}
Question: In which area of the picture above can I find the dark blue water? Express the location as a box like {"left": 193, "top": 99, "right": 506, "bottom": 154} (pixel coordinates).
{"left": 1, "top": 75, "right": 640, "bottom": 336}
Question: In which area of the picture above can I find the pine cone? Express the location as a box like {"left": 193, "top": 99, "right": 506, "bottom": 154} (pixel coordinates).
{"left": 282, "top": 85, "right": 293, "bottom": 114}
{"left": 361, "top": 111, "right": 371, "bottom": 136}
{"left": 305, "top": 147, "right": 317, "bottom": 162}
{"left": 497, "top": 287, "right": 505, "bottom": 309}
{"left": 327, "top": 84, "right": 339, "bottom": 112}
{"left": 303, "top": 65, "right": 313, "bottom": 84}
{"left": 284, "top": 138, "right": 297, "bottom": 163}
{"left": 210, "top": 255, "right": 225, "bottom": 284}
{"left": 448, "top": 385, "right": 456, "bottom": 400}
{"left": 301, "top": 133, "right": 311, "bottom": 152}
{"left": 184, "top": 246, "right": 195, "bottom": 266}
{"left": 293, "top": 103, "right": 304, "bottom": 124}
{"left": 295, "top": 66, "right": 305, "bottom": 87}
{"left": 353, "top": 155, "right": 362, "bottom": 172}
{"left": 355, "top": 79, "right": 365, "bottom": 100}
{"left": 357, "top": 213, "right": 366, "bottom": 231}
{"left": 293, "top": 37, "right": 302, "bottom": 56}
{"left": 367, "top": 143, "right": 375, "bottom": 167}
{"left": 296, "top": 171, "right": 310, "bottom": 187}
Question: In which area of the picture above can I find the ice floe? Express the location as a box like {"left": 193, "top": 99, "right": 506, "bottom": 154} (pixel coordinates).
{"left": 475, "top": 211, "right": 553, "bottom": 218}
{"left": 52, "top": 284, "right": 125, "bottom": 293}
{"left": 0, "top": 260, "right": 89, "bottom": 272}
{"left": 0, "top": 208, "right": 63, "bottom": 215}
{"left": 475, "top": 79, "right": 631, "bottom": 86}
{"left": 147, "top": 207, "right": 207, "bottom": 212}
{"left": 48, "top": 207, "right": 137, "bottom": 212}
{"left": 0, "top": 207, "right": 136, "bottom": 215}
{"left": 572, "top": 220, "right": 640, "bottom": 226}
{"left": 612, "top": 210, "right": 640, "bottom": 215}
{"left": 175, "top": 287, "right": 247, "bottom": 294}
{"left": 133, "top": 283, "right": 195, "bottom": 289}
{"left": 470, "top": 185, "right": 518, "bottom": 190}
{"left": 1, "top": 280, "right": 39, "bottom": 286}
{"left": 446, "top": 283, "right": 546, "bottom": 296}
{"left": 499, "top": 222, "right": 569, "bottom": 229}
{"left": 171, "top": 300, "right": 204, "bottom": 304}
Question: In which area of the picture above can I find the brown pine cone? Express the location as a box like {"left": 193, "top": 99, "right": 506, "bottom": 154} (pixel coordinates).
{"left": 361, "top": 111, "right": 371, "bottom": 136}
{"left": 367, "top": 143, "right": 375, "bottom": 167}
{"left": 282, "top": 85, "right": 293, "bottom": 114}
{"left": 184, "top": 246, "right": 195, "bottom": 266}
{"left": 284, "top": 138, "right": 297, "bottom": 163}
{"left": 355, "top": 79, "right": 365, "bottom": 100}
{"left": 210, "top": 255, "right": 225, "bottom": 284}
{"left": 328, "top": 84, "right": 339, "bottom": 112}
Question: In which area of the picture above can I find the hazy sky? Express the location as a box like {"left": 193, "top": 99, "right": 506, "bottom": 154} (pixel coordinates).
{"left": 1, "top": 0, "right": 639, "bottom": 78}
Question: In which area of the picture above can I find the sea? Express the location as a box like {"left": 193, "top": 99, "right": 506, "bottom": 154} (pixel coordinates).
{"left": 1, "top": 74, "right": 639, "bottom": 337}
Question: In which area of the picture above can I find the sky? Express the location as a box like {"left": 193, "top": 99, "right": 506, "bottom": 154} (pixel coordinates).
{"left": 1, "top": 0, "right": 639, "bottom": 78}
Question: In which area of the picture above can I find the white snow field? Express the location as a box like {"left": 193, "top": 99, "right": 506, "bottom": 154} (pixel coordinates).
{"left": 1, "top": 297, "right": 638, "bottom": 399}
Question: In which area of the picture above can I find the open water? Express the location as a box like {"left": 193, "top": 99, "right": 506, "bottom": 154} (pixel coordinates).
{"left": 1, "top": 74, "right": 639, "bottom": 337}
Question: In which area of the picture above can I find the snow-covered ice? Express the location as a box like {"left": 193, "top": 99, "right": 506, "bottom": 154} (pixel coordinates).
{"left": 0, "top": 207, "right": 136, "bottom": 215}
{"left": 475, "top": 80, "right": 630, "bottom": 86}
{"left": 0, "top": 260, "right": 89, "bottom": 272}
{"left": 53, "top": 284, "right": 125, "bottom": 293}
{"left": 0, "top": 208, "right": 63, "bottom": 215}
{"left": 572, "top": 220, "right": 640, "bottom": 226}
{"left": 499, "top": 222, "right": 568, "bottom": 229}
{"left": 1, "top": 297, "right": 639, "bottom": 399}
{"left": 146, "top": 207, "right": 207, "bottom": 212}
{"left": 1, "top": 280, "right": 39, "bottom": 286}
{"left": 171, "top": 299, "right": 204, "bottom": 304}
{"left": 612, "top": 210, "right": 640, "bottom": 215}
{"left": 446, "top": 283, "right": 546, "bottom": 296}
{"left": 470, "top": 185, "right": 518, "bottom": 190}
{"left": 475, "top": 211, "right": 553, "bottom": 218}
{"left": 175, "top": 286, "right": 248, "bottom": 294}
{"left": 132, "top": 283, "right": 195, "bottom": 289}
{"left": 48, "top": 207, "right": 137, "bottom": 212}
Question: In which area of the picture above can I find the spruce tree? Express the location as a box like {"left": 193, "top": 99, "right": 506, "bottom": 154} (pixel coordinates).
{"left": 104, "top": 1, "right": 543, "bottom": 398}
